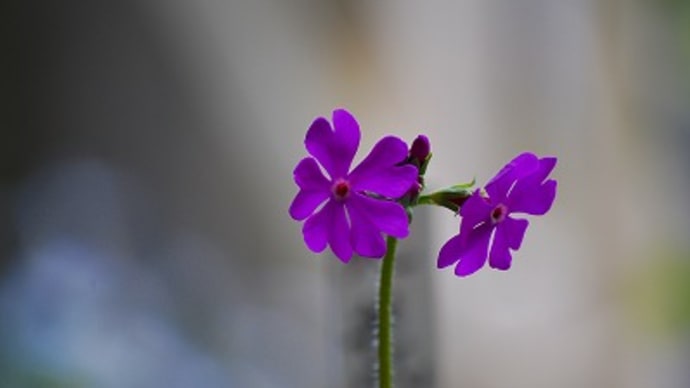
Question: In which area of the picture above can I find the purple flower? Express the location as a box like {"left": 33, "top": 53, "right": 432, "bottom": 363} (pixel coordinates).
{"left": 437, "top": 152, "right": 557, "bottom": 277}
{"left": 289, "top": 109, "right": 418, "bottom": 262}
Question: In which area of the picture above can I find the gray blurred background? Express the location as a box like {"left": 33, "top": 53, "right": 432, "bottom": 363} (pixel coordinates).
{"left": 2, "top": 0, "right": 690, "bottom": 387}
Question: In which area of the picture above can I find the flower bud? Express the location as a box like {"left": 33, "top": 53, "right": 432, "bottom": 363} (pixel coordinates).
{"left": 409, "top": 135, "right": 431, "bottom": 164}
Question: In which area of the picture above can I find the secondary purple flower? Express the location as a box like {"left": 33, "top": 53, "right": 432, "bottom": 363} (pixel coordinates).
{"left": 289, "top": 109, "right": 418, "bottom": 263}
{"left": 437, "top": 152, "right": 557, "bottom": 277}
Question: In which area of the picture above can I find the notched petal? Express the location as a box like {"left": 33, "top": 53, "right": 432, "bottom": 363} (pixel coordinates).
{"left": 458, "top": 191, "right": 493, "bottom": 229}
{"left": 289, "top": 189, "right": 329, "bottom": 221}
{"left": 454, "top": 224, "right": 492, "bottom": 277}
{"left": 485, "top": 152, "right": 539, "bottom": 202}
{"left": 489, "top": 225, "right": 512, "bottom": 270}
{"left": 534, "top": 157, "right": 557, "bottom": 183}
{"left": 348, "top": 203, "right": 386, "bottom": 258}
{"left": 437, "top": 234, "right": 463, "bottom": 268}
{"left": 293, "top": 157, "right": 330, "bottom": 190}
{"left": 508, "top": 179, "right": 557, "bottom": 216}
{"left": 503, "top": 217, "right": 529, "bottom": 250}
{"left": 348, "top": 193, "right": 410, "bottom": 239}
{"left": 302, "top": 201, "right": 333, "bottom": 253}
{"left": 328, "top": 203, "right": 353, "bottom": 262}
{"left": 332, "top": 108, "right": 360, "bottom": 163}
{"left": 349, "top": 136, "right": 415, "bottom": 196}
{"left": 305, "top": 114, "right": 357, "bottom": 179}
{"left": 351, "top": 165, "right": 418, "bottom": 198}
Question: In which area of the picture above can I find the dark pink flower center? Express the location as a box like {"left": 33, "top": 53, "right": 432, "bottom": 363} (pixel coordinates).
{"left": 332, "top": 179, "right": 350, "bottom": 200}
{"left": 490, "top": 203, "right": 508, "bottom": 224}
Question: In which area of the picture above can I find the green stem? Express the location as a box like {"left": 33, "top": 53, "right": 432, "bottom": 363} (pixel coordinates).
{"left": 378, "top": 235, "right": 398, "bottom": 388}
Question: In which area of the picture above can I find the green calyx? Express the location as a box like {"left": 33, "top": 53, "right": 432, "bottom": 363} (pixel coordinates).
{"left": 417, "top": 178, "right": 476, "bottom": 213}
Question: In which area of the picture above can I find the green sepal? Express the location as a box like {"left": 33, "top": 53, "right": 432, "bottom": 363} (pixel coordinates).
{"left": 417, "top": 178, "right": 476, "bottom": 212}
{"left": 418, "top": 152, "right": 432, "bottom": 176}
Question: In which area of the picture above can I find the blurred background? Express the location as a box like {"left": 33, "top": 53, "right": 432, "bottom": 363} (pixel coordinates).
{"left": 2, "top": 0, "right": 690, "bottom": 387}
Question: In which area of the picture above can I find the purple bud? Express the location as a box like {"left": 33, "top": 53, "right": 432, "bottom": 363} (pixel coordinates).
{"left": 409, "top": 135, "right": 431, "bottom": 163}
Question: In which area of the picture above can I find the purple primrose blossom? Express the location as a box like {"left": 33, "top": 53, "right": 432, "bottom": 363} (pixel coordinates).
{"left": 289, "top": 109, "right": 418, "bottom": 262}
{"left": 437, "top": 152, "right": 557, "bottom": 277}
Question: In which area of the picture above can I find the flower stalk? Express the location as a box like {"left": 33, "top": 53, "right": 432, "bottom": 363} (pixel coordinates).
{"left": 290, "top": 109, "right": 558, "bottom": 387}
{"left": 378, "top": 235, "right": 398, "bottom": 388}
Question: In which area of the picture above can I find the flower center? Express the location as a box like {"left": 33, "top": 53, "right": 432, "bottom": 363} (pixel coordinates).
{"left": 490, "top": 203, "right": 508, "bottom": 224}
{"left": 332, "top": 179, "right": 350, "bottom": 200}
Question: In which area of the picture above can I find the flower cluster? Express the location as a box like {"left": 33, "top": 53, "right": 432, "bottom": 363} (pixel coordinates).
{"left": 289, "top": 108, "right": 557, "bottom": 276}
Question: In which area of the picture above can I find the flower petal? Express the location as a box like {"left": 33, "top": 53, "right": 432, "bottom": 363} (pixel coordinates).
{"left": 488, "top": 223, "right": 512, "bottom": 270}
{"left": 302, "top": 200, "right": 333, "bottom": 253}
{"left": 437, "top": 233, "right": 463, "bottom": 268}
{"left": 453, "top": 223, "right": 493, "bottom": 277}
{"left": 347, "top": 202, "right": 386, "bottom": 258}
{"left": 531, "top": 157, "right": 557, "bottom": 183}
{"left": 305, "top": 113, "right": 359, "bottom": 179}
{"left": 328, "top": 202, "right": 353, "bottom": 262}
{"left": 349, "top": 136, "right": 417, "bottom": 197}
{"left": 509, "top": 179, "right": 557, "bottom": 215}
{"left": 293, "top": 157, "right": 330, "bottom": 191}
{"left": 290, "top": 157, "right": 331, "bottom": 220}
{"left": 507, "top": 156, "right": 557, "bottom": 215}
{"left": 353, "top": 165, "right": 418, "bottom": 198}
{"left": 458, "top": 191, "right": 493, "bottom": 230}
{"left": 289, "top": 189, "right": 329, "bottom": 220}
{"left": 332, "top": 108, "right": 360, "bottom": 164}
{"left": 438, "top": 222, "right": 493, "bottom": 276}
{"left": 485, "top": 152, "right": 539, "bottom": 202}
{"left": 348, "top": 193, "right": 409, "bottom": 238}
{"left": 503, "top": 216, "right": 529, "bottom": 250}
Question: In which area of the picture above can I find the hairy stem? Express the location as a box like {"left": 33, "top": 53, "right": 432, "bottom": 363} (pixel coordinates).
{"left": 378, "top": 235, "right": 398, "bottom": 388}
